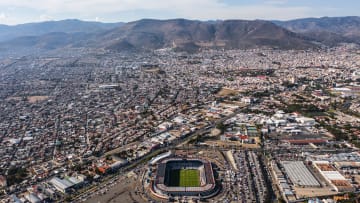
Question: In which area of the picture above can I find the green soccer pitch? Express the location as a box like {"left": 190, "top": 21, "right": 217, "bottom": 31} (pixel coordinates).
{"left": 169, "top": 169, "right": 200, "bottom": 187}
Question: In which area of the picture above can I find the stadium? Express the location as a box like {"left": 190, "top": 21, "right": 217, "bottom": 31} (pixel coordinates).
{"left": 151, "top": 158, "right": 218, "bottom": 200}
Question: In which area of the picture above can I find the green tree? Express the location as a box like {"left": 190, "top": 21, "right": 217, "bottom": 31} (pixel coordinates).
{"left": 216, "top": 122, "right": 226, "bottom": 133}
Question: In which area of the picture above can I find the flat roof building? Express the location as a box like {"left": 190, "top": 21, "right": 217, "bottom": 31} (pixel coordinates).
{"left": 49, "top": 177, "right": 74, "bottom": 193}
{"left": 281, "top": 161, "right": 320, "bottom": 187}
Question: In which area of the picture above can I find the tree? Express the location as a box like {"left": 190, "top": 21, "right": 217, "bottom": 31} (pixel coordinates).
{"left": 216, "top": 122, "right": 226, "bottom": 133}
{"left": 64, "top": 195, "right": 72, "bottom": 202}
{"left": 6, "top": 167, "right": 28, "bottom": 186}
{"left": 278, "top": 198, "right": 286, "bottom": 203}
{"left": 105, "top": 154, "right": 112, "bottom": 161}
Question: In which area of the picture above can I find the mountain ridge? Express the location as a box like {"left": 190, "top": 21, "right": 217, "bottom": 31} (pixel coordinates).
{"left": 0, "top": 19, "right": 124, "bottom": 42}
{"left": 0, "top": 16, "right": 360, "bottom": 55}
{"left": 96, "top": 19, "right": 317, "bottom": 52}
{"left": 273, "top": 16, "right": 360, "bottom": 44}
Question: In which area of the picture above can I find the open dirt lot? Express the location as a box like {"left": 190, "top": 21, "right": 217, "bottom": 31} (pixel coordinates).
{"left": 85, "top": 174, "right": 146, "bottom": 203}
{"left": 294, "top": 187, "right": 338, "bottom": 198}
{"left": 28, "top": 96, "right": 49, "bottom": 103}
{"left": 217, "top": 88, "right": 240, "bottom": 96}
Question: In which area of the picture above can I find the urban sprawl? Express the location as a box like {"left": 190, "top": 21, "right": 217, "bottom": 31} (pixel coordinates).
{"left": 1, "top": 45, "right": 360, "bottom": 203}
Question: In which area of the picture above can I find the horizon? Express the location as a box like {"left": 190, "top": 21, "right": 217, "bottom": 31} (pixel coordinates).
{"left": 0, "top": 15, "right": 359, "bottom": 26}
{"left": 0, "top": 0, "right": 359, "bottom": 25}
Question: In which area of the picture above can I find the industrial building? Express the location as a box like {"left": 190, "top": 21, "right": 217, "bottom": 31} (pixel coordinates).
{"left": 281, "top": 161, "right": 320, "bottom": 187}
{"left": 49, "top": 175, "right": 85, "bottom": 193}
{"left": 313, "top": 161, "right": 354, "bottom": 192}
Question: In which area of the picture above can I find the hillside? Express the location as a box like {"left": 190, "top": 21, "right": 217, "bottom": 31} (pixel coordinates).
{"left": 0, "top": 19, "right": 123, "bottom": 42}
{"left": 99, "top": 19, "right": 316, "bottom": 52}
{"left": 274, "top": 16, "right": 360, "bottom": 44}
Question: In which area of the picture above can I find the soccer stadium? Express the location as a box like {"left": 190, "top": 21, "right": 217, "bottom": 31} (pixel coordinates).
{"left": 151, "top": 158, "right": 218, "bottom": 200}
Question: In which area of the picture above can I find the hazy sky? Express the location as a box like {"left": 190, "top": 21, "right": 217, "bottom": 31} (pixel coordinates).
{"left": 0, "top": 0, "right": 359, "bottom": 25}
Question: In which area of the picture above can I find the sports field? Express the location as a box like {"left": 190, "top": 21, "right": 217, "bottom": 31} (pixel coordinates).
{"left": 168, "top": 169, "right": 200, "bottom": 187}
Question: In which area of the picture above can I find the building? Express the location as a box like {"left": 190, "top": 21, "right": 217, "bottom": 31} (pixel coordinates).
{"left": 24, "top": 193, "right": 41, "bottom": 203}
{"left": 281, "top": 161, "right": 320, "bottom": 187}
{"left": 282, "top": 139, "right": 328, "bottom": 146}
{"left": 0, "top": 175, "right": 6, "bottom": 187}
{"left": 149, "top": 151, "right": 173, "bottom": 165}
{"left": 49, "top": 177, "right": 74, "bottom": 193}
{"left": 295, "top": 117, "right": 316, "bottom": 126}
{"left": 313, "top": 161, "right": 354, "bottom": 192}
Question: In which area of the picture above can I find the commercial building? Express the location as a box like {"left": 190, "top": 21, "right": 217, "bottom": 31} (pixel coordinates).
{"left": 281, "top": 161, "right": 320, "bottom": 187}
{"left": 49, "top": 177, "right": 74, "bottom": 193}
{"left": 49, "top": 176, "right": 85, "bottom": 193}
{"left": 313, "top": 161, "right": 354, "bottom": 192}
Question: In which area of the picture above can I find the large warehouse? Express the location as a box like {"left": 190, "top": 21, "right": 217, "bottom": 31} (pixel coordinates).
{"left": 151, "top": 158, "right": 218, "bottom": 200}
{"left": 281, "top": 161, "right": 320, "bottom": 187}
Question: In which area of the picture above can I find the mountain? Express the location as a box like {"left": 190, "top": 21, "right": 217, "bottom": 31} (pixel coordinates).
{"left": 0, "top": 32, "right": 92, "bottom": 50}
{"left": 0, "top": 19, "right": 317, "bottom": 54}
{"left": 0, "top": 32, "right": 96, "bottom": 57}
{"left": 2, "top": 17, "right": 360, "bottom": 55}
{"left": 0, "top": 19, "right": 124, "bottom": 42}
{"left": 274, "top": 16, "right": 360, "bottom": 45}
{"left": 98, "top": 19, "right": 316, "bottom": 52}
